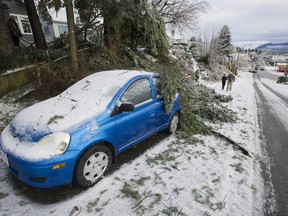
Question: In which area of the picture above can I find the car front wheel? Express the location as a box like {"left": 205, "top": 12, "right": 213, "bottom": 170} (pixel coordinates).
{"left": 166, "top": 113, "right": 179, "bottom": 134}
{"left": 74, "top": 145, "right": 112, "bottom": 187}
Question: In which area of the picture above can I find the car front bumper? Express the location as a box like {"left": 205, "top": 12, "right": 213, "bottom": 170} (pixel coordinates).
{"left": 3, "top": 149, "right": 79, "bottom": 188}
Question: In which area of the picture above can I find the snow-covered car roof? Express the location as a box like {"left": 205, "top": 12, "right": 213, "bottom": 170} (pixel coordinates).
{"left": 10, "top": 70, "right": 155, "bottom": 135}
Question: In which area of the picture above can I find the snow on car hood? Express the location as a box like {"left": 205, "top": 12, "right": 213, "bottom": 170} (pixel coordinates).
{"left": 9, "top": 70, "right": 154, "bottom": 141}
{"left": 10, "top": 96, "right": 102, "bottom": 141}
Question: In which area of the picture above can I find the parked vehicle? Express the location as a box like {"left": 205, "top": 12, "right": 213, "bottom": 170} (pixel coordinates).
{"left": 276, "top": 73, "right": 288, "bottom": 83}
{"left": 0, "top": 70, "right": 181, "bottom": 188}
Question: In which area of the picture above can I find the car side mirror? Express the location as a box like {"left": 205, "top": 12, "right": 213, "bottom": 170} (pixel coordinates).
{"left": 119, "top": 102, "right": 134, "bottom": 112}
{"left": 111, "top": 102, "right": 135, "bottom": 117}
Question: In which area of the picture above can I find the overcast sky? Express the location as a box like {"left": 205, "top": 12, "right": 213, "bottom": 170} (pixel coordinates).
{"left": 191, "top": 0, "right": 288, "bottom": 45}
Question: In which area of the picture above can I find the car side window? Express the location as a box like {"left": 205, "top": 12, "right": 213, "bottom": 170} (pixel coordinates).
{"left": 120, "top": 78, "right": 152, "bottom": 105}
{"left": 153, "top": 77, "right": 162, "bottom": 98}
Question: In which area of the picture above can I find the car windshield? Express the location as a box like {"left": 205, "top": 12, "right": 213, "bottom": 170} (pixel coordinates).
{"left": 60, "top": 70, "right": 154, "bottom": 105}
{"left": 60, "top": 75, "right": 121, "bottom": 105}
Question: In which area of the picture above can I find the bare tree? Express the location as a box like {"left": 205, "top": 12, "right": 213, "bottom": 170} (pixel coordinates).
{"left": 24, "top": 0, "right": 48, "bottom": 50}
{"left": 150, "top": 0, "right": 209, "bottom": 32}
{"left": 39, "top": 0, "right": 78, "bottom": 72}
{"left": 65, "top": 0, "right": 78, "bottom": 73}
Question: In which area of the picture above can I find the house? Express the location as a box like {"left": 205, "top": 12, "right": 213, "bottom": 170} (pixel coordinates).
{"left": 0, "top": 0, "right": 68, "bottom": 46}
{"left": 1, "top": 0, "right": 34, "bottom": 46}
{"left": 40, "top": 7, "right": 68, "bottom": 43}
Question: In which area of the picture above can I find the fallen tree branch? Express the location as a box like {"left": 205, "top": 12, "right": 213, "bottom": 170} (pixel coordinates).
{"left": 210, "top": 129, "right": 251, "bottom": 157}
{"left": 132, "top": 194, "right": 153, "bottom": 210}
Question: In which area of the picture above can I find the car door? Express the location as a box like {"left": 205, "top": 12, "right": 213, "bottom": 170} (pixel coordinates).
{"left": 115, "top": 77, "right": 159, "bottom": 151}
{"left": 151, "top": 77, "right": 169, "bottom": 128}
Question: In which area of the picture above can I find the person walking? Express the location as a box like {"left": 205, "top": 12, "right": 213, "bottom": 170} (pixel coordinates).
{"left": 7, "top": 16, "right": 22, "bottom": 47}
{"left": 221, "top": 74, "right": 227, "bottom": 90}
{"left": 226, "top": 73, "right": 235, "bottom": 91}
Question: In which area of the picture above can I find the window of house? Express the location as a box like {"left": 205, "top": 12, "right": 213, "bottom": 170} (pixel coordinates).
{"left": 120, "top": 78, "right": 152, "bottom": 105}
{"left": 20, "top": 16, "right": 32, "bottom": 34}
{"left": 10, "top": 14, "right": 32, "bottom": 35}
{"left": 58, "top": 25, "right": 68, "bottom": 35}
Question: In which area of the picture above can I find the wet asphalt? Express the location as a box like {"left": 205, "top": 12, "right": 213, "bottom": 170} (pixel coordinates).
{"left": 255, "top": 70, "right": 288, "bottom": 215}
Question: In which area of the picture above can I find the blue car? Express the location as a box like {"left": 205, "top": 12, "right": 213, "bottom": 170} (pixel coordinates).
{"left": 0, "top": 70, "right": 181, "bottom": 188}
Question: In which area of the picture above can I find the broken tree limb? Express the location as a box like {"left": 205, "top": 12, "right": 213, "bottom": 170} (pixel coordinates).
{"left": 210, "top": 129, "right": 251, "bottom": 157}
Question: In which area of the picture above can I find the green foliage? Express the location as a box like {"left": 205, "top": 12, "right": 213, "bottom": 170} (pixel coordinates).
{"left": 130, "top": 176, "right": 151, "bottom": 186}
{"left": 38, "top": 0, "right": 52, "bottom": 24}
{"left": 216, "top": 25, "right": 232, "bottom": 56}
{"left": 146, "top": 55, "right": 237, "bottom": 137}
{"left": 161, "top": 206, "right": 187, "bottom": 216}
{"left": 121, "top": 182, "right": 142, "bottom": 201}
{"left": 146, "top": 148, "right": 177, "bottom": 166}
{"left": 150, "top": 63, "right": 209, "bottom": 137}
{"left": 118, "top": 1, "right": 169, "bottom": 57}
{"left": 189, "top": 85, "right": 236, "bottom": 123}
{"left": 73, "top": 0, "right": 169, "bottom": 57}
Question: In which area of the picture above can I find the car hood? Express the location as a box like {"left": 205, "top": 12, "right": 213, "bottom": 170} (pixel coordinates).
{"left": 10, "top": 95, "right": 107, "bottom": 142}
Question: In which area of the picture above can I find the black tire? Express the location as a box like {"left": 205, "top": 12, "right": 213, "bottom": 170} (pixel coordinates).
{"left": 166, "top": 113, "right": 180, "bottom": 134}
{"left": 74, "top": 145, "right": 112, "bottom": 187}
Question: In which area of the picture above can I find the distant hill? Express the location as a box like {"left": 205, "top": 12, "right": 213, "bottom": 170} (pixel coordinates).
{"left": 256, "top": 42, "right": 288, "bottom": 53}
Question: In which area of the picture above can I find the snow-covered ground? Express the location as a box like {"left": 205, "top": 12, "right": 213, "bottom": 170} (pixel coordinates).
{"left": 0, "top": 71, "right": 267, "bottom": 215}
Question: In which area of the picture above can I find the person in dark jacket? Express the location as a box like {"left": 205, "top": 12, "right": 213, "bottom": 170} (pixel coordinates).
{"left": 7, "top": 17, "right": 22, "bottom": 47}
{"left": 221, "top": 74, "right": 227, "bottom": 90}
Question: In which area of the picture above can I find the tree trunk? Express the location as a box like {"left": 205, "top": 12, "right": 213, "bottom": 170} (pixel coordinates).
{"left": 0, "top": 4, "right": 14, "bottom": 56}
{"left": 103, "top": 2, "right": 119, "bottom": 53}
{"left": 24, "top": 0, "right": 48, "bottom": 50}
{"left": 65, "top": 0, "right": 78, "bottom": 73}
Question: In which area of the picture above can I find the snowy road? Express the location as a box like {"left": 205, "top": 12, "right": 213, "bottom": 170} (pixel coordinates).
{"left": 255, "top": 72, "right": 288, "bottom": 216}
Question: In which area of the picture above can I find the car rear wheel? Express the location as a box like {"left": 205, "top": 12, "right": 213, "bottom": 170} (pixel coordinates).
{"left": 166, "top": 113, "right": 179, "bottom": 134}
{"left": 74, "top": 145, "right": 112, "bottom": 187}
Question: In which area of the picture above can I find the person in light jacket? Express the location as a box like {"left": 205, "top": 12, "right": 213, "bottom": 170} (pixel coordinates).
{"left": 226, "top": 73, "right": 235, "bottom": 91}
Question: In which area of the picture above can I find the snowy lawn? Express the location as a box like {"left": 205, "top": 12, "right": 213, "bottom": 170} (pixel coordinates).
{"left": 0, "top": 71, "right": 265, "bottom": 216}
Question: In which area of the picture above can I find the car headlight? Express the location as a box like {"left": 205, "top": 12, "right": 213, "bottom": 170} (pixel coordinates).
{"left": 37, "top": 132, "right": 71, "bottom": 156}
